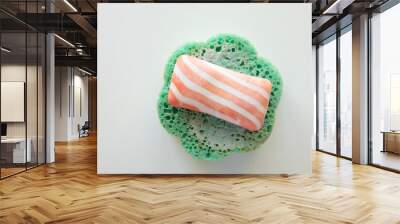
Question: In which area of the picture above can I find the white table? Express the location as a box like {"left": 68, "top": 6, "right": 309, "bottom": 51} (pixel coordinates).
{"left": 1, "top": 138, "right": 31, "bottom": 163}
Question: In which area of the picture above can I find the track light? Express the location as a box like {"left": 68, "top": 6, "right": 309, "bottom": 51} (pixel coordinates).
{"left": 54, "top": 34, "right": 75, "bottom": 48}
{"left": 63, "top": 0, "right": 78, "bottom": 12}
{"left": 1, "top": 47, "right": 11, "bottom": 53}
{"left": 322, "top": 0, "right": 343, "bottom": 14}
{"left": 76, "top": 49, "right": 82, "bottom": 55}
{"left": 78, "top": 67, "right": 93, "bottom": 76}
{"left": 322, "top": 0, "right": 355, "bottom": 15}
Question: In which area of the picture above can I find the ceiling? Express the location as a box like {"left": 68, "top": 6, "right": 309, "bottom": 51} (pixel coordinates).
{"left": 0, "top": 0, "right": 394, "bottom": 74}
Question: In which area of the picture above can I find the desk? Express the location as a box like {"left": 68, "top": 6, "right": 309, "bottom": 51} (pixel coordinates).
{"left": 1, "top": 138, "right": 31, "bottom": 163}
{"left": 382, "top": 131, "right": 400, "bottom": 154}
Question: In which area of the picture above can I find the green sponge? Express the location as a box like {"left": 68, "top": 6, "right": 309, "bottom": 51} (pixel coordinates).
{"left": 157, "top": 34, "right": 282, "bottom": 160}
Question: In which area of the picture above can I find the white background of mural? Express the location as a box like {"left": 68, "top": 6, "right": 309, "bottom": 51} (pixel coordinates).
{"left": 97, "top": 3, "right": 313, "bottom": 174}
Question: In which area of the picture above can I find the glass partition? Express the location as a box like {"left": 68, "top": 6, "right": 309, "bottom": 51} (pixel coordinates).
{"left": 0, "top": 31, "right": 28, "bottom": 177}
{"left": 371, "top": 4, "right": 400, "bottom": 171}
{"left": 0, "top": 2, "right": 46, "bottom": 179}
{"left": 38, "top": 32, "right": 45, "bottom": 165}
{"left": 27, "top": 31, "right": 38, "bottom": 169}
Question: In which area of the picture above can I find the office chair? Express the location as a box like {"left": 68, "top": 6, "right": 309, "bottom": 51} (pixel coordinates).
{"left": 79, "top": 121, "right": 90, "bottom": 138}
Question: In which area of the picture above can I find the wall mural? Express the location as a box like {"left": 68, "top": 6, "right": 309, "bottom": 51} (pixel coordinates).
{"left": 157, "top": 34, "right": 282, "bottom": 160}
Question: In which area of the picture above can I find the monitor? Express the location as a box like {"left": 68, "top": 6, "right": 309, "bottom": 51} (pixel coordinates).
{"left": 1, "top": 123, "right": 7, "bottom": 137}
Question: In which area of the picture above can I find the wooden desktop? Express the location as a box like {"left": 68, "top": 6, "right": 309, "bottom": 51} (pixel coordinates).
{"left": 382, "top": 131, "right": 400, "bottom": 154}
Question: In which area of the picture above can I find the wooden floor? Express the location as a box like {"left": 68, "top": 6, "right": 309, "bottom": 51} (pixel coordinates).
{"left": 373, "top": 150, "right": 400, "bottom": 171}
{"left": 1, "top": 135, "right": 400, "bottom": 223}
{"left": 1, "top": 167, "right": 26, "bottom": 178}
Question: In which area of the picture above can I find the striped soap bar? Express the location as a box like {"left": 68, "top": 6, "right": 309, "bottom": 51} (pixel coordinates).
{"left": 168, "top": 55, "right": 272, "bottom": 131}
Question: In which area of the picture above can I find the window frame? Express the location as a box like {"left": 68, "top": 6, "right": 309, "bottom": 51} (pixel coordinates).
{"left": 315, "top": 24, "right": 353, "bottom": 161}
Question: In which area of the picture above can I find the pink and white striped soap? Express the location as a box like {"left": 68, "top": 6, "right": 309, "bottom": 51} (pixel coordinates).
{"left": 168, "top": 55, "right": 272, "bottom": 131}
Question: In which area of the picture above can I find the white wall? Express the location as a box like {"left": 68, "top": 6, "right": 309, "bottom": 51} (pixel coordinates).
{"left": 55, "top": 67, "right": 89, "bottom": 141}
{"left": 71, "top": 73, "right": 89, "bottom": 138}
{"left": 1, "top": 66, "right": 26, "bottom": 138}
{"left": 55, "top": 67, "right": 69, "bottom": 141}
{"left": 98, "top": 3, "right": 313, "bottom": 174}
{"left": 1, "top": 64, "right": 46, "bottom": 163}
{"left": 1, "top": 65, "right": 41, "bottom": 138}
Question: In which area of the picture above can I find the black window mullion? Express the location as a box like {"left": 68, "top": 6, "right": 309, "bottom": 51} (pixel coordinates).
{"left": 36, "top": 0, "right": 39, "bottom": 167}
{"left": 316, "top": 45, "right": 320, "bottom": 150}
{"left": 44, "top": 24, "right": 47, "bottom": 164}
{"left": 24, "top": 0, "right": 28, "bottom": 171}
{"left": 367, "top": 11, "right": 373, "bottom": 165}
{"left": 0, "top": 27, "right": 2, "bottom": 179}
{"left": 336, "top": 30, "right": 341, "bottom": 157}
{"left": 72, "top": 68, "right": 75, "bottom": 118}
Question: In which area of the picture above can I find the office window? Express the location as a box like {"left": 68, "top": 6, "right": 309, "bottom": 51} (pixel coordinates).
{"left": 340, "top": 29, "right": 352, "bottom": 158}
{"left": 371, "top": 3, "right": 400, "bottom": 171}
{"left": 318, "top": 37, "right": 337, "bottom": 154}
